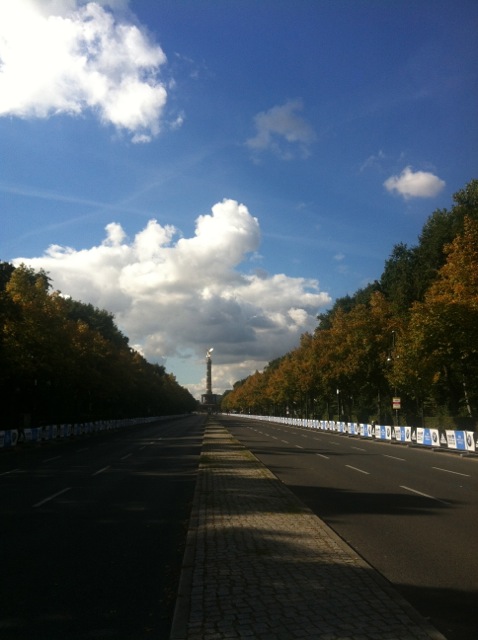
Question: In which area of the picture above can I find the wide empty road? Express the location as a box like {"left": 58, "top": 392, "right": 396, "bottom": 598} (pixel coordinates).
{"left": 0, "top": 414, "right": 205, "bottom": 640}
{"left": 221, "top": 414, "right": 478, "bottom": 640}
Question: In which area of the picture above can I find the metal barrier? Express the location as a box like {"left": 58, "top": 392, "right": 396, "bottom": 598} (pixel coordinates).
{"left": 234, "top": 414, "right": 477, "bottom": 454}
{"left": 0, "top": 415, "right": 176, "bottom": 450}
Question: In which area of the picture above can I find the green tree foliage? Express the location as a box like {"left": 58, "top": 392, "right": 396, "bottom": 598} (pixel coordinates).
{"left": 0, "top": 265, "right": 196, "bottom": 428}
{"left": 388, "top": 179, "right": 478, "bottom": 305}
{"left": 392, "top": 216, "right": 478, "bottom": 416}
{"left": 225, "top": 179, "right": 478, "bottom": 425}
{"left": 316, "top": 282, "right": 380, "bottom": 330}
{"left": 380, "top": 243, "right": 418, "bottom": 312}
{"left": 64, "top": 299, "right": 129, "bottom": 348}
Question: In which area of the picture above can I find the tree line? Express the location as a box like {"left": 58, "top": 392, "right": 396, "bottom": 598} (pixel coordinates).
{"left": 0, "top": 264, "right": 197, "bottom": 428}
{"left": 222, "top": 180, "right": 478, "bottom": 429}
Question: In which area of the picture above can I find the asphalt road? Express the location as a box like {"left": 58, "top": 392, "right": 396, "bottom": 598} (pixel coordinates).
{"left": 0, "top": 414, "right": 205, "bottom": 640}
{"left": 220, "top": 414, "right": 478, "bottom": 640}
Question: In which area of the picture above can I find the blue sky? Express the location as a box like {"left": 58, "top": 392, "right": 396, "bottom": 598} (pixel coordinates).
{"left": 1, "top": 0, "right": 477, "bottom": 397}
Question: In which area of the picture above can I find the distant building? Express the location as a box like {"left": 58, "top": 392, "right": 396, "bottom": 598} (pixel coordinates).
{"left": 201, "top": 393, "right": 220, "bottom": 410}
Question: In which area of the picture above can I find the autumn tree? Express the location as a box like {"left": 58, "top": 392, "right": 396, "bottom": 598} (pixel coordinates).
{"left": 0, "top": 264, "right": 196, "bottom": 427}
{"left": 392, "top": 216, "right": 478, "bottom": 417}
{"left": 225, "top": 180, "right": 478, "bottom": 427}
{"left": 412, "top": 180, "right": 478, "bottom": 301}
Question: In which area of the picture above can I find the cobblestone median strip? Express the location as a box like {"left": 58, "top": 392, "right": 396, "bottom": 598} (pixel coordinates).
{"left": 170, "top": 419, "right": 446, "bottom": 640}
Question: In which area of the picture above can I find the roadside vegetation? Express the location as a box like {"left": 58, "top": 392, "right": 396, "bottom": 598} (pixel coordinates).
{"left": 222, "top": 180, "right": 478, "bottom": 430}
{"left": 0, "top": 264, "right": 197, "bottom": 428}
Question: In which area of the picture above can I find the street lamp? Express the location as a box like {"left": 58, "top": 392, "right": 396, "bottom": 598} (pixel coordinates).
{"left": 387, "top": 331, "right": 400, "bottom": 425}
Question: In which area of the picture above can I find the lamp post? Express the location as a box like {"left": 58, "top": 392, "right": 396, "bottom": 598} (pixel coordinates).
{"left": 387, "top": 331, "right": 400, "bottom": 425}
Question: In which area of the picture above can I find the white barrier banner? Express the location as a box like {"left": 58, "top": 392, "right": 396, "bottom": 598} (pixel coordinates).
{"left": 233, "top": 414, "right": 478, "bottom": 455}
{"left": 360, "top": 423, "right": 373, "bottom": 438}
{"left": 24, "top": 427, "right": 43, "bottom": 442}
{"left": 416, "top": 428, "right": 440, "bottom": 447}
{"left": 42, "top": 426, "right": 52, "bottom": 441}
{"left": 0, "top": 430, "right": 18, "bottom": 448}
{"left": 465, "top": 431, "right": 476, "bottom": 452}
{"left": 348, "top": 423, "right": 359, "bottom": 436}
{"left": 375, "top": 425, "right": 392, "bottom": 441}
{"left": 446, "top": 430, "right": 469, "bottom": 451}
{"left": 394, "top": 426, "right": 412, "bottom": 443}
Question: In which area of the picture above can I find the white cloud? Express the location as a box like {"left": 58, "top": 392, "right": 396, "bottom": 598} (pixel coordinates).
{"left": 13, "top": 199, "right": 331, "bottom": 396}
{"left": 0, "top": 1, "right": 169, "bottom": 141}
{"left": 246, "top": 99, "right": 316, "bottom": 159}
{"left": 384, "top": 166, "right": 445, "bottom": 199}
{"left": 359, "top": 150, "right": 386, "bottom": 173}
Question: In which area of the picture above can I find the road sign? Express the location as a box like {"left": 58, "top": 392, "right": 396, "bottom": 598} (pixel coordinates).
{"left": 392, "top": 397, "right": 401, "bottom": 409}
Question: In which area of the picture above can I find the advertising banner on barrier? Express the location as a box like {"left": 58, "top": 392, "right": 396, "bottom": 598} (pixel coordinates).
{"left": 431, "top": 428, "right": 440, "bottom": 447}
{"left": 456, "top": 431, "right": 466, "bottom": 450}
{"left": 348, "top": 423, "right": 359, "bottom": 436}
{"left": 23, "top": 427, "right": 43, "bottom": 443}
{"left": 42, "top": 426, "right": 52, "bottom": 441}
{"left": 0, "top": 430, "right": 19, "bottom": 448}
{"left": 446, "top": 430, "right": 470, "bottom": 451}
{"left": 416, "top": 428, "right": 440, "bottom": 447}
{"left": 360, "top": 423, "right": 373, "bottom": 438}
{"left": 375, "top": 425, "right": 392, "bottom": 441}
{"left": 465, "top": 431, "right": 476, "bottom": 452}
{"left": 59, "top": 424, "right": 72, "bottom": 438}
{"left": 394, "top": 426, "right": 412, "bottom": 443}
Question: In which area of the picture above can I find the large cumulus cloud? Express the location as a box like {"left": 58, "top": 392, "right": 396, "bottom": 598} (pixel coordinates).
{"left": 0, "top": 1, "right": 169, "bottom": 142}
{"left": 14, "top": 200, "right": 331, "bottom": 394}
